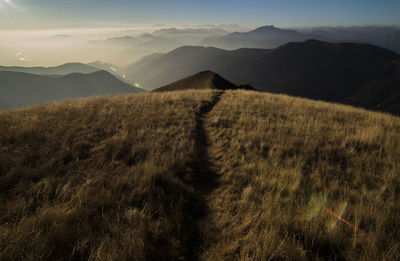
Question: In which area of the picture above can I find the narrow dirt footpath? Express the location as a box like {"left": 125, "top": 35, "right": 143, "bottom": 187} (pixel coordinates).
{"left": 189, "top": 90, "right": 226, "bottom": 260}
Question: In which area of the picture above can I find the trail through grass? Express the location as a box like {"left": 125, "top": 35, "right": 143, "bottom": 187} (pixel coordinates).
{"left": 1, "top": 90, "right": 400, "bottom": 260}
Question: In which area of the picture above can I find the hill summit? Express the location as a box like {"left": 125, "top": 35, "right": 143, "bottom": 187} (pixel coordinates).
{"left": 153, "top": 71, "right": 255, "bottom": 92}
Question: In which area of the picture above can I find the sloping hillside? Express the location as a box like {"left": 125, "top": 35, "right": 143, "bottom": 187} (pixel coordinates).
{"left": 0, "top": 91, "right": 215, "bottom": 260}
{"left": 1, "top": 89, "right": 399, "bottom": 260}
{"left": 200, "top": 91, "right": 400, "bottom": 260}
{"left": 153, "top": 71, "right": 255, "bottom": 92}
{"left": 346, "top": 59, "right": 400, "bottom": 114}
{"left": 0, "top": 70, "right": 144, "bottom": 109}
{"left": 126, "top": 40, "right": 399, "bottom": 105}
{"left": 87, "top": 61, "right": 128, "bottom": 81}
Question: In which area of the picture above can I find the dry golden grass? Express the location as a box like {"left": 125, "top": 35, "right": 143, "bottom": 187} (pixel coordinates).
{"left": 1, "top": 89, "right": 400, "bottom": 260}
{"left": 0, "top": 91, "right": 215, "bottom": 260}
{"left": 201, "top": 90, "right": 400, "bottom": 260}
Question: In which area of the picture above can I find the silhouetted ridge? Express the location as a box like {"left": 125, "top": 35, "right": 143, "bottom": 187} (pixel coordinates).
{"left": 0, "top": 62, "right": 99, "bottom": 75}
{"left": 200, "top": 25, "right": 328, "bottom": 50}
{"left": 153, "top": 71, "right": 256, "bottom": 92}
{"left": 279, "top": 38, "right": 396, "bottom": 54}
{"left": 62, "top": 70, "right": 114, "bottom": 79}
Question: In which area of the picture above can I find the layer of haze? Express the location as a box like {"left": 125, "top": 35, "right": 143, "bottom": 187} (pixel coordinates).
{"left": 0, "top": 25, "right": 242, "bottom": 66}
{"left": 0, "top": 27, "right": 161, "bottom": 66}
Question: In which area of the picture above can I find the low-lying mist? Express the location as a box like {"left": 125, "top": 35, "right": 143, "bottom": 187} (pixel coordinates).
{"left": 0, "top": 25, "right": 237, "bottom": 67}
{"left": 0, "top": 27, "right": 154, "bottom": 67}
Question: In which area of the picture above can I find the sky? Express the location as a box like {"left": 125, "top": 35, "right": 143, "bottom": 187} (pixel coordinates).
{"left": 0, "top": 0, "right": 400, "bottom": 30}
{"left": 0, "top": 0, "right": 399, "bottom": 67}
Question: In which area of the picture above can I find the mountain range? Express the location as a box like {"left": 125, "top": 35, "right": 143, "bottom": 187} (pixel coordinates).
{"left": 84, "top": 25, "right": 400, "bottom": 71}
{"left": 0, "top": 61, "right": 130, "bottom": 83}
{"left": 301, "top": 26, "right": 400, "bottom": 54}
{"left": 91, "top": 28, "right": 228, "bottom": 47}
{"left": 88, "top": 28, "right": 229, "bottom": 63}
{"left": 201, "top": 25, "right": 400, "bottom": 54}
{"left": 201, "top": 25, "right": 327, "bottom": 49}
{"left": 3, "top": 33, "right": 400, "bottom": 114}
{"left": 126, "top": 39, "right": 400, "bottom": 114}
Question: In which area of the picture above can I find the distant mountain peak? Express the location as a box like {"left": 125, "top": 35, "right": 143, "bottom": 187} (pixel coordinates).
{"left": 251, "top": 25, "right": 296, "bottom": 34}
{"left": 153, "top": 71, "right": 255, "bottom": 92}
{"left": 253, "top": 25, "right": 278, "bottom": 32}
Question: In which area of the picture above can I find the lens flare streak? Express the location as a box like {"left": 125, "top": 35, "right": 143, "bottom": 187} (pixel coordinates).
{"left": 324, "top": 206, "right": 363, "bottom": 234}
{"left": 307, "top": 192, "right": 365, "bottom": 235}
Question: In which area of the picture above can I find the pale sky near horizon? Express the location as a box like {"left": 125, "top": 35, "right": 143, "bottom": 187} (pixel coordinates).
{"left": 0, "top": 0, "right": 399, "bottom": 30}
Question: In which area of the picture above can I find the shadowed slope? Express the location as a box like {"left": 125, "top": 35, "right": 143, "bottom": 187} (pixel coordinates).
{"left": 153, "top": 71, "right": 256, "bottom": 92}
{"left": 0, "top": 70, "right": 144, "bottom": 109}
{"left": 346, "top": 59, "right": 400, "bottom": 115}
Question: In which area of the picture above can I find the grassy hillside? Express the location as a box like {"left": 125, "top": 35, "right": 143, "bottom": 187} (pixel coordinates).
{"left": 1, "top": 90, "right": 400, "bottom": 260}
{"left": 0, "top": 91, "right": 215, "bottom": 260}
{"left": 201, "top": 91, "right": 400, "bottom": 260}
